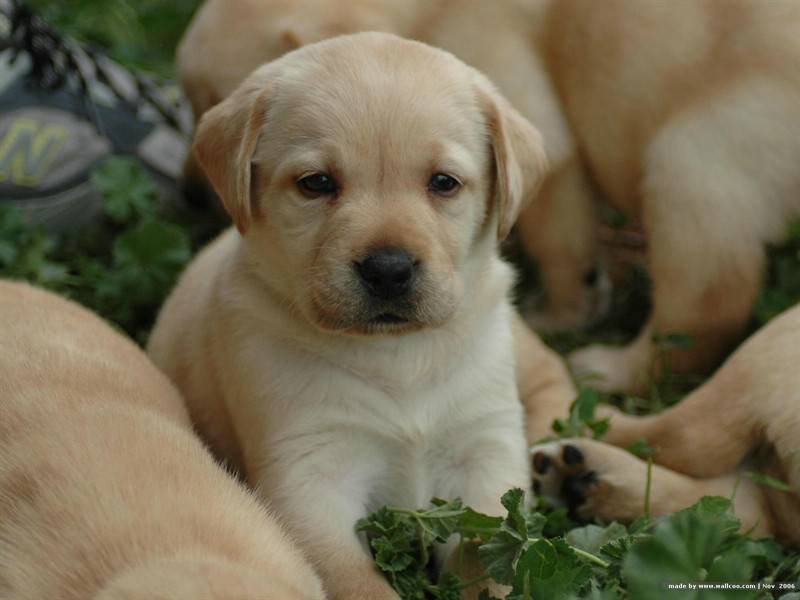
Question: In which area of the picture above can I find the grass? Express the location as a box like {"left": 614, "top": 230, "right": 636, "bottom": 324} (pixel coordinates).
{"left": 4, "top": 2, "right": 800, "bottom": 598}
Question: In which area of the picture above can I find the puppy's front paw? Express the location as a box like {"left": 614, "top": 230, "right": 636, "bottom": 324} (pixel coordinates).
{"left": 568, "top": 344, "right": 646, "bottom": 394}
{"left": 530, "top": 439, "right": 652, "bottom": 524}
{"left": 530, "top": 441, "right": 599, "bottom": 520}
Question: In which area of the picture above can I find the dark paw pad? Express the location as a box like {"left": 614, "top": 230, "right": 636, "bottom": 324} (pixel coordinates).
{"left": 561, "top": 471, "right": 598, "bottom": 518}
{"left": 562, "top": 444, "right": 584, "bottom": 466}
{"left": 532, "top": 451, "right": 552, "bottom": 475}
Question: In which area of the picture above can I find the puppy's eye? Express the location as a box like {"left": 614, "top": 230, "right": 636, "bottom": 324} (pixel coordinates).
{"left": 296, "top": 173, "right": 338, "bottom": 198}
{"left": 428, "top": 173, "right": 461, "bottom": 197}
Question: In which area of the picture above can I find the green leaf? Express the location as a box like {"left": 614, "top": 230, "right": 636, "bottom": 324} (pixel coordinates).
{"left": 92, "top": 156, "right": 159, "bottom": 226}
{"left": 743, "top": 471, "right": 792, "bottom": 492}
{"left": 707, "top": 546, "right": 756, "bottom": 585}
{"left": 576, "top": 388, "right": 600, "bottom": 422}
{"left": 627, "top": 437, "right": 654, "bottom": 459}
{"left": 578, "top": 582, "right": 622, "bottom": 600}
{"left": 523, "top": 539, "right": 558, "bottom": 579}
{"left": 0, "top": 239, "right": 17, "bottom": 264}
{"left": 500, "top": 488, "right": 528, "bottom": 538}
{"left": 105, "top": 218, "right": 191, "bottom": 310}
{"left": 543, "top": 507, "right": 574, "bottom": 538}
{"left": 551, "top": 388, "right": 610, "bottom": 440}
{"left": 458, "top": 508, "right": 504, "bottom": 542}
{"left": 742, "top": 537, "right": 785, "bottom": 565}
{"left": 479, "top": 529, "right": 524, "bottom": 586}
{"left": 436, "top": 572, "right": 464, "bottom": 600}
{"left": 525, "top": 512, "right": 547, "bottom": 539}
{"left": 587, "top": 419, "right": 610, "bottom": 439}
{"left": 622, "top": 496, "right": 748, "bottom": 599}
{"left": 113, "top": 218, "right": 191, "bottom": 270}
{"left": 566, "top": 523, "right": 628, "bottom": 556}
{"left": 511, "top": 539, "right": 591, "bottom": 600}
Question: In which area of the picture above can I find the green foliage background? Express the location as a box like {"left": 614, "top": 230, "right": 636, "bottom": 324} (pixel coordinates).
{"left": 29, "top": 0, "right": 199, "bottom": 76}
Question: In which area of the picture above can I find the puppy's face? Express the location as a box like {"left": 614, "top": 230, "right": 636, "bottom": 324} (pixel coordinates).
{"left": 195, "top": 33, "right": 546, "bottom": 335}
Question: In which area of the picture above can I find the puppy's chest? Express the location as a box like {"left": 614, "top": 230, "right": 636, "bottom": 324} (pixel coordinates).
{"left": 261, "top": 343, "right": 521, "bottom": 508}
{"left": 282, "top": 355, "right": 515, "bottom": 439}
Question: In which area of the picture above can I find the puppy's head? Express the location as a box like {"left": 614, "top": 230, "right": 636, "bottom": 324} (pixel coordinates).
{"left": 194, "top": 32, "right": 546, "bottom": 335}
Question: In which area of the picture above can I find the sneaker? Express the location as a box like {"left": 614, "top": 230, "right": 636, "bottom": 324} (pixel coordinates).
{"left": 0, "top": 0, "right": 191, "bottom": 232}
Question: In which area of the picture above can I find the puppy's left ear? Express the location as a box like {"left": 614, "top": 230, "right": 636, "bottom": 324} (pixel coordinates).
{"left": 479, "top": 83, "right": 548, "bottom": 240}
{"left": 192, "top": 75, "right": 272, "bottom": 234}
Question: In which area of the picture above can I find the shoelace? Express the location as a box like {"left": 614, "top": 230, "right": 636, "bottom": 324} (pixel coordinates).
{"left": 5, "top": 0, "right": 187, "bottom": 135}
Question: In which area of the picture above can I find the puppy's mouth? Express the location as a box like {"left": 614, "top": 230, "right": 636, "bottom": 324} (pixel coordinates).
{"left": 310, "top": 299, "right": 422, "bottom": 335}
{"left": 355, "top": 310, "right": 422, "bottom": 336}
{"left": 371, "top": 312, "right": 409, "bottom": 324}
{"left": 354, "top": 303, "right": 428, "bottom": 334}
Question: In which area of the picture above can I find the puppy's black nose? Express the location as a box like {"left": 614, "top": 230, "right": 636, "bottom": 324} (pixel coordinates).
{"left": 355, "top": 248, "right": 417, "bottom": 299}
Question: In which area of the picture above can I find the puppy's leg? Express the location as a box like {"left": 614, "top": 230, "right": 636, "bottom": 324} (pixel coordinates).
{"left": 569, "top": 77, "right": 800, "bottom": 394}
{"left": 593, "top": 305, "right": 800, "bottom": 544}
{"left": 594, "top": 302, "right": 797, "bottom": 480}
{"left": 569, "top": 233, "right": 759, "bottom": 393}
{"left": 569, "top": 320, "right": 656, "bottom": 396}
{"left": 530, "top": 439, "right": 774, "bottom": 538}
{"left": 568, "top": 157, "right": 762, "bottom": 393}
{"left": 596, "top": 374, "right": 759, "bottom": 479}
{"left": 513, "top": 312, "right": 577, "bottom": 443}
{"left": 518, "top": 158, "right": 606, "bottom": 332}
{"left": 254, "top": 461, "right": 399, "bottom": 600}
{"left": 439, "top": 539, "right": 509, "bottom": 600}
{"left": 435, "top": 421, "right": 531, "bottom": 599}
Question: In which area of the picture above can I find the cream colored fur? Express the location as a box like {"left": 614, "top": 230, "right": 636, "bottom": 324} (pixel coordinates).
{"left": 0, "top": 281, "right": 324, "bottom": 600}
{"left": 178, "top": 0, "right": 800, "bottom": 394}
{"left": 532, "top": 302, "right": 800, "bottom": 546}
{"left": 149, "top": 33, "right": 575, "bottom": 600}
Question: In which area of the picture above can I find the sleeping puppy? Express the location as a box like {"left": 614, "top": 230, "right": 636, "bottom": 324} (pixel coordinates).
{"left": 148, "top": 32, "right": 576, "bottom": 599}
{"left": 0, "top": 281, "right": 324, "bottom": 600}
{"left": 531, "top": 302, "right": 800, "bottom": 546}
{"left": 177, "top": 0, "right": 800, "bottom": 395}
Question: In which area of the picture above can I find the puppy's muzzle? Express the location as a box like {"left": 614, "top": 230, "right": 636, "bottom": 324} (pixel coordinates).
{"left": 354, "top": 247, "right": 418, "bottom": 300}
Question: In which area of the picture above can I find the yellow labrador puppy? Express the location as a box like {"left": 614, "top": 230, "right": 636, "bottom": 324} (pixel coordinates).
{"left": 531, "top": 303, "right": 800, "bottom": 546}
{"left": 0, "top": 281, "right": 324, "bottom": 600}
{"left": 178, "top": 0, "right": 800, "bottom": 395}
{"left": 148, "top": 32, "right": 577, "bottom": 599}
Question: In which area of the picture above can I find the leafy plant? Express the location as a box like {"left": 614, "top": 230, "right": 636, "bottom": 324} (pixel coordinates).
{"left": 359, "top": 492, "right": 800, "bottom": 600}
{"left": 753, "top": 221, "right": 800, "bottom": 326}
{"left": 550, "top": 388, "right": 610, "bottom": 441}
{"left": 0, "top": 157, "right": 216, "bottom": 343}
{"left": 91, "top": 156, "right": 160, "bottom": 225}
{"left": 29, "top": 0, "right": 201, "bottom": 76}
{"left": 0, "top": 205, "right": 70, "bottom": 286}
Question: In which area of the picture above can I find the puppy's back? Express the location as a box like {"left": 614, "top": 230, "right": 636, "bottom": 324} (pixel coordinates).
{"left": 0, "top": 281, "right": 323, "bottom": 600}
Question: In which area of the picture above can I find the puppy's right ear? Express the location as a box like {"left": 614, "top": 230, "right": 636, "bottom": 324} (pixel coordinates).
{"left": 192, "top": 79, "right": 271, "bottom": 234}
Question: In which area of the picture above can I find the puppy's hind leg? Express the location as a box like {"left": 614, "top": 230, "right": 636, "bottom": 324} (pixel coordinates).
{"left": 596, "top": 367, "right": 761, "bottom": 479}
{"left": 569, "top": 92, "right": 785, "bottom": 393}
{"left": 599, "top": 295, "right": 800, "bottom": 485}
